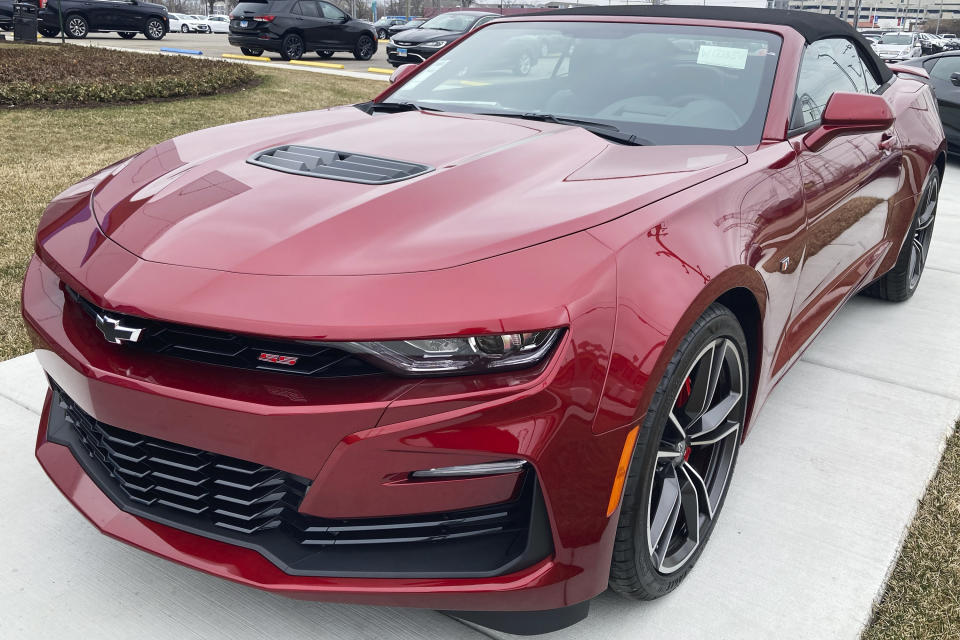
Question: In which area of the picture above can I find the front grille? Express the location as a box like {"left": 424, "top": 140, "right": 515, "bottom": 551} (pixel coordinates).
{"left": 248, "top": 145, "right": 433, "bottom": 184}
{"left": 46, "top": 384, "right": 552, "bottom": 577}
{"left": 67, "top": 287, "right": 380, "bottom": 378}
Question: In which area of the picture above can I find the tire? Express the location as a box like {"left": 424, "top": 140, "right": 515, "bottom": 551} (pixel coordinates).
{"left": 144, "top": 17, "right": 165, "bottom": 40}
{"left": 609, "top": 303, "right": 748, "bottom": 600}
{"left": 316, "top": 50, "right": 334, "bottom": 59}
{"left": 241, "top": 47, "right": 264, "bottom": 57}
{"left": 514, "top": 50, "right": 534, "bottom": 76}
{"left": 181, "top": 24, "right": 189, "bottom": 32}
{"left": 861, "top": 166, "right": 940, "bottom": 302}
{"left": 118, "top": 31, "right": 136, "bottom": 39}
{"left": 354, "top": 33, "right": 374, "bottom": 60}
{"left": 38, "top": 26, "right": 60, "bottom": 37}
{"left": 377, "top": 28, "right": 387, "bottom": 39}
{"left": 65, "top": 14, "right": 88, "bottom": 38}
{"left": 280, "top": 33, "right": 304, "bottom": 60}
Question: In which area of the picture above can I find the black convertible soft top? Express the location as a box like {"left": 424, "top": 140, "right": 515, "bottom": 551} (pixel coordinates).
{"left": 531, "top": 5, "right": 893, "bottom": 83}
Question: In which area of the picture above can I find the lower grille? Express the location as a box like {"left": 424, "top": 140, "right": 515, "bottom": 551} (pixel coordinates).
{"left": 46, "top": 384, "right": 552, "bottom": 577}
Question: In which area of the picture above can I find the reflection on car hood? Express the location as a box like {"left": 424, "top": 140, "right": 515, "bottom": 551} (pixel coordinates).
{"left": 391, "top": 28, "right": 464, "bottom": 43}
{"left": 91, "top": 107, "right": 747, "bottom": 276}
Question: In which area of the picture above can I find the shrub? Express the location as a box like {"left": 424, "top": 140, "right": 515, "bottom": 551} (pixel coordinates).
{"left": 0, "top": 43, "right": 257, "bottom": 107}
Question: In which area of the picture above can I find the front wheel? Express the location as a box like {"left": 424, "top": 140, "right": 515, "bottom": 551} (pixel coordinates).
{"left": 861, "top": 166, "right": 940, "bottom": 302}
{"left": 354, "top": 34, "right": 374, "bottom": 60}
{"left": 280, "top": 33, "right": 304, "bottom": 60}
{"left": 144, "top": 17, "right": 165, "bottom": 40}
{"left": 181, "top": 24, "right": 189, "bottom": 32}
{"left": 118, "top": 31, "right": 136, "bottom": 39}
{"left": 65, "top": 14, "right": 88, "bottom": 38}
{"left": 377, "top": 28, "right": 387, "bottom": 39}
{"left": 240, "top": 47, "right": 264, "bottom": 57}
{"left": 609, "top": 303, "right": 748, "bottom": 600}
{"left": 514, "top": 50, "right": 534, "bottom": 76}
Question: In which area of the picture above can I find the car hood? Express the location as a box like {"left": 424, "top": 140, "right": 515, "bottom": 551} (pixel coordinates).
{"left": 391, "top": 28, "right": 463, "bottom": 43}
{"left": 91, "top": 107, "right": 747, "bottom": 276}
{"left": 876, "top": 43, "right": 912, "bottom": 52}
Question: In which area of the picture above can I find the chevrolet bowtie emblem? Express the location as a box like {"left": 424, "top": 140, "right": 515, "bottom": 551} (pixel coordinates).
{"left": 95, "top": 314, "right": 143, "bottom": 345}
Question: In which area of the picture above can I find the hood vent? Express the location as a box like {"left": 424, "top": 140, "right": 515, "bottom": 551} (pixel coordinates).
{"left": 248, "top": 145, "right": 433, "bottom": 184}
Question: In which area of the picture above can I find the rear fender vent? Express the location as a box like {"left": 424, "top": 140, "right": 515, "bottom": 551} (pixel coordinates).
{"left": 248, "top": 145, "right": 433, "bottom": 184}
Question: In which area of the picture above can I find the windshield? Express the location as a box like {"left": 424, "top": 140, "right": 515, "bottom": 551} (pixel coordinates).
{"left": 388, "top": 22, "right": 782, "bottom": 146}
{"left": 420, "top": 12, "right": 485, "bottom": 32}
{"left": 880, "top": 34, "right": 912, "bottom": 45}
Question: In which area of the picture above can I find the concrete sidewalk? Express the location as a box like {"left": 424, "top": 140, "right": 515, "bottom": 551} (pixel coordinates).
{"left": 2, "top": 166, "right": 959, "bottom": 639}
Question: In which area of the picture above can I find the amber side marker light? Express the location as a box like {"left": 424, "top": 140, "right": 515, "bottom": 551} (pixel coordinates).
{"left": 606, "top": 426, "right": 640, "bottom": 517}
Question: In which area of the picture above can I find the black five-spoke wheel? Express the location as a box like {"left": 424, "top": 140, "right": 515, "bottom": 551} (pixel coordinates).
{"left": 648, "top": 337, "right": 743, "bottom": 574}
{"left": 908, "top": 171, "right": 938, "bottom": 290}
{"left": 610, "top": 303, "right": 747, "bottom": 599}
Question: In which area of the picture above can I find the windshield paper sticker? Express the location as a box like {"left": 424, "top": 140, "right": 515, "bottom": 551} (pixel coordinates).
{"left": 697, "top": 45, "right": 749, "bottom": 70}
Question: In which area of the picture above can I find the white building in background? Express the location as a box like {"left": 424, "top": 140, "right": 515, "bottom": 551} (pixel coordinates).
{"left": 788, "top": 0, "right": 960, "bottom": 28}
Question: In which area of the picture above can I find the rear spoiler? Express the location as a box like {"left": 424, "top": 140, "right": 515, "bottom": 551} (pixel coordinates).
{"left": 888, "top": 63, "right": 930, "bottom": 80}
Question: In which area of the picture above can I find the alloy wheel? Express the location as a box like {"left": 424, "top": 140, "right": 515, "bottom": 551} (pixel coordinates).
{"left": 68, "top": 16, "right": 86, "bottom": 38}
{"left": 908, "top": 174, "right": 938, "bottom": 290}
{"left": 647, "top": 337, "right": 744, "bottom": 574}
{"left": 357, "top": 35, "right": 374, "bottom": 59}
{"left": 284, "top": 36, "right": 303, "bottom": 59}
{"left": 181, "top": 24, "right": 189, "bottom": 32}
{"left": 147, "top": 19, "right": 164, "bottom": 39}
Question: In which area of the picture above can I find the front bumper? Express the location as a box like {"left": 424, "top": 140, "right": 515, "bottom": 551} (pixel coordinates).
{"left": 385, "top": 43, "right": 438, "bottom": 66}
{"left": 21, "top": 160, "right": 632, "bottom": 613}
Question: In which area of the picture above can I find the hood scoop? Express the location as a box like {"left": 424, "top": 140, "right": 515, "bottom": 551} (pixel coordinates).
{"left": 248, "top": 145, "right": 433, "bottom": 185}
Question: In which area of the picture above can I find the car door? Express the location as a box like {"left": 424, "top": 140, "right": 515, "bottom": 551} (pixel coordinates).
{"left": 787, "top": 38, "right": 903, "bottom": 342}
{"left": 317, "top": 1, "right": 347, "bottom": 47}
{"left": 923, "top": 55, "right": 960, "bottom": 145}
{"left": 290, "top": 0, "right": 323, "bottom": 47}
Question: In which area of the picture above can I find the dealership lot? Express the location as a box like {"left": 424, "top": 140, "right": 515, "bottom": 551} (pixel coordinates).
{"left": 1, "top": 153, "right": 958, "bottom": 639}
{"left": 57, "top": 31, "right": 394, "bottom": 74}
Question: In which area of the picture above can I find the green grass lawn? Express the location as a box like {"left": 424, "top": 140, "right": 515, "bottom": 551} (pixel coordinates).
{"left": 0, "top": 65, "right": 381, "bottom": 361}
{"left": 0, "top": 49, "right": 957, "bottom": 640}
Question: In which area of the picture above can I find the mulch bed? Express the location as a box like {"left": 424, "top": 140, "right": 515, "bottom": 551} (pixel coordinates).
{"left": 0, "top": 42, "right": 257, "bottom": 107}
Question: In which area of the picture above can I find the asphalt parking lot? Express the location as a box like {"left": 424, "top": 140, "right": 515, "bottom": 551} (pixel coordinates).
{"left": 54, "top": 31, "right": 394, "bottom": 75}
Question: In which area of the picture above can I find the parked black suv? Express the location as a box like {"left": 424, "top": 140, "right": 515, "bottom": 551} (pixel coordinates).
{"left": 0, "top": 0, "right": 12, "bottom": 31}
{"left": 38, "top": 0, "right": 168, "bottom": 39}
{"left": 228, "top": 0, "right": 376, "bottom": 61}
{"left": 386, "top": 11, "right": 498, "bottom": 67}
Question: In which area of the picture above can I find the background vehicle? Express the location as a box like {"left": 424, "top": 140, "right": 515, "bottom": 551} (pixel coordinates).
{"left": 39, "top": 0, "right": 168, "bottom": 39}
{"left": 228, "top": 0, "right": 377, "bottom": 60}
{"left": 0, "top": 0, "right": 12, "bottom": 31}
{"left": 372, "top": 15, "right": 405, "bottom": 39}
{"left": 206, "top": 14, "right": 229, "bottom": 33}
{"left": 169, "top": 12, "right": 209, "bottom": 33}
{"left": 900, "top": 51, "right": 960, "bottom": 149}
{"left": 387, "top": 17, "right": 423, "bottom": 37}
{"left": 23, "top": 7, "right": 945, "bottom": 636}
{"left": 386, "top": 10, "right": 498, "bottom": 66}
{"left": 875, "top": 31, "right": 946, "bottom": 61}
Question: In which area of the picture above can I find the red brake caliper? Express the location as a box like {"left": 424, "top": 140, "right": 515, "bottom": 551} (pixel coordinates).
{"left": 676, "top": 377, "right": 693, "bottom": 461}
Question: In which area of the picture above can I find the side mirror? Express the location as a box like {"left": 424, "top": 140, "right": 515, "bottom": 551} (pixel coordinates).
{"left": 952, "top": 72, "right": 960, "bottom": 86}
{"left": 389, "top": 63, "right": 417, "bottom": 85}
{"left": 803, "top": 92, "right": 894, "bottom": 152}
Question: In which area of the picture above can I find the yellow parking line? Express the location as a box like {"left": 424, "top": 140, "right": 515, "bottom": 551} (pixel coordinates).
{"left": 222, "top": 53, "right": 270, "bottom": 62}
{"left": 459, "top": 80, "right": 489, "bottom": 86}
{"left": 367, "top": 67, "right": 394, "bottom": 75}
{"left": 378, "top": 39, "right": 389, "bottom": 43}
{"left": 289, "top": 60, "right": 346, "bottom": 69}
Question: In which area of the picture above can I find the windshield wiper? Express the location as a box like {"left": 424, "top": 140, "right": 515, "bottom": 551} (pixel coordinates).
{"left": 478, "top": 111, "right": 648, "bottom": 146}
{"left": 355, "top": 101, "right": 444, "bottom": 114}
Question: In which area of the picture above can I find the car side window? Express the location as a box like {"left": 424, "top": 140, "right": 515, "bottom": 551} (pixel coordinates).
{"left": 792, "top": 38, "right": 876, "bottom": 129}
{"left": 319, "top": 2, "right": 346, "bottom": 20}
{"left": 930, "top": 56, "right": 960, "bottom": 82}
{"left": 295, "top": 1, "right": 319, "bottom": 17}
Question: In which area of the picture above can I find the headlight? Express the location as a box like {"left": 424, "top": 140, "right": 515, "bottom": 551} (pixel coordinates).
{"left": 421, "top": 40, "right": 448, "bottom": 48}
{"left": 342, "top": 329, "right": 564, "bottom": 376}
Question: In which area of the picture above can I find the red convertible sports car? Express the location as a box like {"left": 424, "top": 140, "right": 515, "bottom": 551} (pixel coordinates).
{"left": 22, "top": 6, "right": 944, "bottom": 635}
